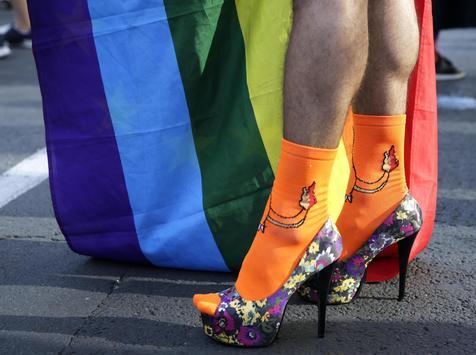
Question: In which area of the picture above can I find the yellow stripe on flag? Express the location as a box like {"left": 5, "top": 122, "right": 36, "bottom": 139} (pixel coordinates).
{"left": 235, "top": 0, "right": 291, "bottom": 172}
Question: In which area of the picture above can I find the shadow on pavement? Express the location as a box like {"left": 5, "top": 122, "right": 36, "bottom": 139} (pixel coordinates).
{"left": 1, "top": 315, "right": 474, "bottom": 353}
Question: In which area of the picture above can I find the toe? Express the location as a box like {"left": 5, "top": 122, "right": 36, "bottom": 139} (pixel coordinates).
{"left": 192, "top": 293, "right": 221, "bottom": 316}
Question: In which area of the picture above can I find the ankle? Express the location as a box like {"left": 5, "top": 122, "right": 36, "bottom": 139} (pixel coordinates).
{"left": 13, "top": 22, "right": 31, "bottom": 34}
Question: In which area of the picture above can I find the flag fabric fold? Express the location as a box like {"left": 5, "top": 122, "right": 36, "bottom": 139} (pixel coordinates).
{"left": 28, "top": 0, "right": 437, "bottom": 281}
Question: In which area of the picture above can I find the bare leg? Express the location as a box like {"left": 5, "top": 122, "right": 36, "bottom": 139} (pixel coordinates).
{"left": 284, "top": 0, "right": 369, "bottom": 148}
{"left": 354, "top": 0, "right": 419, "bottom": 115}
{"left": 193, "top": 1, "right": 372, "bottom": 339}
{"left": 336, "top": 0, "right": 420, "bottom": 260}
{"left": 11, "top": 0, "right": 31, "bottom": 32}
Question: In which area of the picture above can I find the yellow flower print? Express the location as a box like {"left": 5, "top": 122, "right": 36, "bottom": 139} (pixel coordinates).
{"left": 332, "top": 295, "right": 349, "bottom": 304}
{"left": 255, "top": 300, "right": 266, "bottom": 308}
{"left": 241, "top": 301, "right": 259, "bottom": 324}
{"left": 284, "top": 272, "right": 304, "bottom": 289}
{"left": 302, "top": 259, "right": 316, "bottom": 272}
{"left": 284, "top": 273, "right": 306, "bottom": 289}
{"left": 204, "top": 325, "right": 213, "bottom": 336}
{"left": 342, "top": 278, "right": 356, "bottom": 288}
{"left": 283, "top": 279, "right": 292, "bottom": 289}
{"left": 396, "top": 211, "right": 408, "bottom": 220}
{"left": 216, "top": 332, "right": 235, "bottom": 344}
{"left": 229, "top": 299, "right": 240, "bottom": 309}
{"left": 309, "top": 242, "right": 319, "bottom": 254}
{"left": 241, "top": 300, "right": 255, "bottom": 312}
{"left": 261, "top": 312, "right": 271, "bottom": 323}
{"left": 243, "top": 312, "right": 260, "bottom": 325}
{"left": 333, "top": 281, "right": 353, "bottom": 293}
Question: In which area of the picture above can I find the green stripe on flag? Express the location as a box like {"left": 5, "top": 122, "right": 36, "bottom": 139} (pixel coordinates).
{"left": 164, "top": 0, "right": 274, "bottom": 270}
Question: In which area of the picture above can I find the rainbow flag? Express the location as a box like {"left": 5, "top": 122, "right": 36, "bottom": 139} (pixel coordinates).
{"left": 29, "top": 0, "right": 437, "bottom": 280}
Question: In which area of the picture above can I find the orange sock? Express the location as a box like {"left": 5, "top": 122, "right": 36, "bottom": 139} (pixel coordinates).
{"left": 337, "top": 114, "right": 408, "bottom": 260}
{"left": 193, "top": 138, "right": 337, "bottom": 314}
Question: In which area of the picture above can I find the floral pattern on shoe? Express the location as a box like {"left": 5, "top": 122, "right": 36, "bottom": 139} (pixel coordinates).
{"left": 298, "top": 193, "right": 423, "bottom": 305}
{"left": 200, "top": 219, "right": 343, "bottom": 347}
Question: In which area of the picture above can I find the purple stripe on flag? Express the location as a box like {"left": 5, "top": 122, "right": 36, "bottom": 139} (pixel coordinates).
{"left": 28, "top": 1, "right": 148, "bottom": 264}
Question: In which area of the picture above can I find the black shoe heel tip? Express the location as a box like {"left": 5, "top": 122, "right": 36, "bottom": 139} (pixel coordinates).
{"left": 397, "top": 233, "right": 418, "bottom": 302}
{"left": 316, "top": 263, "right": 337, "bottom": 339}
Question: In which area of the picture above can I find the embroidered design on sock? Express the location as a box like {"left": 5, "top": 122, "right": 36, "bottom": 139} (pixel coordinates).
{"left": 345, "top": 146, "right": 399, "bottom": 203}
{"left": 258, "top": 181, "right": 317, "bottom": 232}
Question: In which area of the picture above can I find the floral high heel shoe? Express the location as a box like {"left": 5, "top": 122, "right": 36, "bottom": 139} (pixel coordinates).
{"left": 198, "top": 220, "right": 343, "bottom": 347}
{"left": 298, "top": 193, "right": 423, "bottom": 305}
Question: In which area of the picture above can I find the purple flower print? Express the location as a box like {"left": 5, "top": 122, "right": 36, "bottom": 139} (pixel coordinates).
{"left": 346, "top": 255, "right": 366, "bottom": 277}
{"left": 237, "top": 326, "right": 263, "bottom": 346}
{"left": 212, "top": 310, "right": 236, "bottom": 334}
{"left": 267, "top": 304, "right": 283, "bottom": 317}
{"left": 198, "top": 219, "right": 344, "bottom": 346}
{"left": 220, "top": 288, "right": 235, "bottom": 303}
{"left": 369, "top": 234, "right": 389, "bottom": 251}
{"left": 316, "top": 253, "right": 333, "bottom": 270}
{"left": 331, "top": 270, "right": 343, "bottom": 283}
{"left": 298, "top": 193, "right": 423, "bottom": 306}
{"left": 383, "top": 213, "right": 394, "bottom": 226}
{"left": 266, "top": 288, "right": 286, "bottom": 307}
{"left": 400, "top": 223, "right": 414, "bottom": 236}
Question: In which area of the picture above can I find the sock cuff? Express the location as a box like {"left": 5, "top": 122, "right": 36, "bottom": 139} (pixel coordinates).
{"left": 281, "top": 138, "right": 337, "bottom": 160}
{"left": 353, "top": 114, "right": 406, "bottom": 127}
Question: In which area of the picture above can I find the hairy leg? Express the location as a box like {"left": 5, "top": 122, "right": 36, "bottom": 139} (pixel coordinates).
{"left": 193, "top": 0, "right": 370, "bottom": 319}
{"left": 353, "top": 0, "right": 419, "bottom": 115}
{"left": 284, "top": 0, "right": 369, "bottom": 148}
{"left": 336, "top": 0, "right": 420, "bottom": 260}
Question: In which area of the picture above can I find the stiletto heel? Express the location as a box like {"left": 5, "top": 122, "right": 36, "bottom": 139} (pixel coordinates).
{"left": 398, "top": 234, "right": 417, "bottom": 301}
{"left": 317, "top": 262, "right": 336, "bottom": 338}
{"left": 196, "top": 220, "right": 343, "bottom": 347}
{"left": 298, "top": 193, "right": 423, "bottom": 305}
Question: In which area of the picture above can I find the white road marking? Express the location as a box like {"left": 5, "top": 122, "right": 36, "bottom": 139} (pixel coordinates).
{"left": 0, "top": 23, "right": 11, "bottom": 35}
{"left": 49, "top": 274, "right": 234, "bottom": 286}
{"left": 0, "top": 235, "right": 65, "bottom": 243}
{"left": 122, "top": 276, "right": 233, "bottom": 286}
{"left": 0, "top": 148, "right": 48, "bottom": 209}
{"left": 438, "top": 95, "right": 476, "bottom": 110}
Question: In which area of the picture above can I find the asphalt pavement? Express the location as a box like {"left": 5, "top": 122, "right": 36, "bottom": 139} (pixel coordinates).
{"left": 0, "top": 8, "right": 475, "bottom": 354}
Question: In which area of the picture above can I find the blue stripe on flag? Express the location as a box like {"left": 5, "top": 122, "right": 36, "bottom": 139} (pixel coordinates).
{"left": 87, "top": 0, "right": 228, "bottom": 271}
